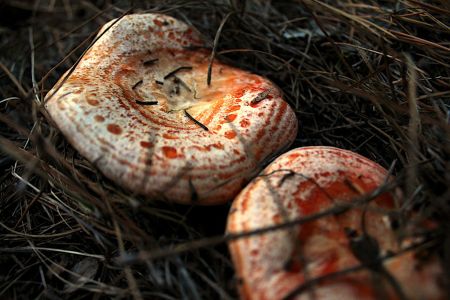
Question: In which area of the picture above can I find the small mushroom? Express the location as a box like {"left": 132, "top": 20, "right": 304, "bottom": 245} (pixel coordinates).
{"left": 44, "top": 14, "right": 297, "bottom": 205}
{"left": 227, "top": 146, "right": 443, "bottom": 299}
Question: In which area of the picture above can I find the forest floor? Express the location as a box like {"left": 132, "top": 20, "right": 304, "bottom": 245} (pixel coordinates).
{"left": 0, "top": 0, "right": 449, "bottom": 299}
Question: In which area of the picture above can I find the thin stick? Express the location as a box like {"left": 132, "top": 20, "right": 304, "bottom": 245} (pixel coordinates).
{"left": 0, "top": 220, "right": 81, "bottom": 239}
{"left": 31, "top": 6, "right": 108, "bottom": 52}
{"left": 143, "top": 58, "right": 159, "bottom": 66}
{"left": 282, "top": 241, "right": 423, "bottom": 300}
{"left": 106, "top": 199, "right": 143, "bottom": 300}
{"left": 14, "top": 189, "right": 45, "bottom": 229}
{"left": 174, "top": 76, "right": 192, "bottom": 92}
{"left": 117, "top": 182, "right": 397, "bottom": 265}
{"left": 42, "top": 8, "right": 133, "bottom": 104}
{"left": 136, "top": 100, "right": 158, "bottom": 105}
{"left": 0, "top": 63, "right": 28, "bottom": 98}
{"left": 132, "top": 80, "right": 143, "bottom": 90}
{"left": 207, "top": 12, "right": 234, "bottom": 86}
{"left": 163, "top": 66, "right": 192, "bottom": 80}
{"left": 184, "top": 110, "right": 208, "bottom": 131}
{"left": 405, "top": 54, "right": 420, "bottom": 202}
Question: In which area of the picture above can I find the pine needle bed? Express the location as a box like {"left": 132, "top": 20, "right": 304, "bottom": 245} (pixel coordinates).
{"left": 1, "top": 1, "right": 449, "bottom": 299}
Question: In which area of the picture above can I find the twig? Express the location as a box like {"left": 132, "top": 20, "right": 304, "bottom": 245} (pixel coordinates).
{"left": 42, "top": 8, "right": 133, "bottom": 104}
{"left": 184, "top": 110, "right": 209, "bottom": 131}
{"left": 207, "top": 12, "right": 234, "bottom": 86}
{"left": 163, "top": 66, "right": 192, "bottom": 80}
{"left": 405, "top": 54, "right": 420, "bottom": 201}
{"left": 282, "top": 240, "right": 427, "bottom": 300}
{"left": 132, "top": 80, "right": 143, "bottom": 90}
{"left": 0, "top": 63, "right": 28, "bottom": 98}
{"left": 135, "top": 100, "right": 158, "bottom": 105}
{"left": 117, "top": 181, "right": 397, "bottom": 265}
{"left": 143, "top": 58, "right": 159, "bottom": 66}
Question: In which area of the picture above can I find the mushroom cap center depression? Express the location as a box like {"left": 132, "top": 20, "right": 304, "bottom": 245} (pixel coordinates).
{"left": 115, "top": 49, "right": 260, "bottom": 123}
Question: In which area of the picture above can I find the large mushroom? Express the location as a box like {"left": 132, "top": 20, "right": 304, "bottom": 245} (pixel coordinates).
{"left": 44, "top": 14, "right": 297, "bottom": 205}
{"left": 227, "top": 146, "right": 444, "bottom": 300}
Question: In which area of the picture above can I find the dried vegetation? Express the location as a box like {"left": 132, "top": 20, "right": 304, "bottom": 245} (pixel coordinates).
{"left": 0, "top": 0, "right": 449, "bottom": 299}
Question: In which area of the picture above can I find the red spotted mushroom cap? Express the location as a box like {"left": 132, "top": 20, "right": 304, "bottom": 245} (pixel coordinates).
{"left": 44, "top": 13, "right": 297, "bottom": 205}
{"left": 227, "top": 146, "right": 444, "bottom": 300}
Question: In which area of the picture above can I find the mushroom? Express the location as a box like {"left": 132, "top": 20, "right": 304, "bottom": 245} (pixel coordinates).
{"left": 44, "top": 14, "right": 297, "bottom": 205}
{"left": 227, "top": 146, "right": 443, "bottom": 299}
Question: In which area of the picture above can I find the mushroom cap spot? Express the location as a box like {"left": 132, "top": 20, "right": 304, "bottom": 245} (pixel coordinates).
{"left": 162, "top": 133, "right": 178, "bottom": 140}
{"left": 224, "top": 131, "right": 237, "bottom": 139}
{"left": 226, "top": 114, "right": 237, "bottom": 122}
{"left": 86, "top": 96, "right": 100, "bottom": 106}
{"left": 107, "top": 124, "right": 122, "bottom": 135}
{"left": 140, "top": 141, "right": 153, "bottom": 148}
{"left": 44, "top": 13, "right": 298, "bottom": 205}
{"left": 94, "top": 115, "right": 105, "bottom": 122}
{"left": 228, "top": 105, "right": 241, "bottom": 112}
{"left": 162, "top": 146, "right": 177, "bottom": 159}
{"left": 240, "top": 119, "right": 250, "bottom": 128}
{"left": 227, "top": 146, "right": 444, "bottom": 300}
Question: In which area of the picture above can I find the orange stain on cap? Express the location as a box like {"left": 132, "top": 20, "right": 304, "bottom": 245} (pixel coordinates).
{"left": 140, "top": 141, "right": 153, "bottom": 148}
{"left": 233, "top": 89, "right": 245, "bottom": 98}
{"left": 107, "top": 124, "right": 122, "bottom": 135}
{"left": 95, "top": 115, "right": 105, "bottom": 122}
{"left": 227, "top": 105, "right": 241, "bottom": 112}
{"left": 240, "top": 119, "right": 250, "bottom": 128}
{"left": 87, "top": 97, "right": 99, "bottom": 106}
{"left": 153, "top": 18, "right": 164, "bottom": 27}
{"left": 225, "top": 130, "right": 237, "bottom": 139}
{"left": 162, "top": 146, "right": 178, "bottom": 159}
{"left": 226, "top": 114, "right": 237, "bottom": 122}
{"left": 163, "top": 133, "right": 178, "bottom": 139}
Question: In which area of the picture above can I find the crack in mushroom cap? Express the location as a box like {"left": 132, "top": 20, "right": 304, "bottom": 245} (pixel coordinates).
{"left": 44, "top": 13, "right": 298, "bottom": 205}
{"left": 227, "top": 146, "right": 444, "bottom": 300}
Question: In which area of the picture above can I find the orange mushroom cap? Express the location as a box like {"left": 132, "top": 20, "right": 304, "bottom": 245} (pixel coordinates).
{"left": 44, "top": 14, "right": 298, "bottom": 205}
{"left": 227, "top": 146, "right": 444, "bottom": 300}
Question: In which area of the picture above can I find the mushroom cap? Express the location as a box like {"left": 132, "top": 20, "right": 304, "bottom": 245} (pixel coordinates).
{"left": 44, "top": 13, "right": 298, "bottom": 205}
{"left": 227, "top": 146, "right": 443, "bottom": 300}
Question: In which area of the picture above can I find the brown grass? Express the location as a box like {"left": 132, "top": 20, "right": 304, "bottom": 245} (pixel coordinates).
{"left": 0, "top": 0, "right": 449, "bottom": 299}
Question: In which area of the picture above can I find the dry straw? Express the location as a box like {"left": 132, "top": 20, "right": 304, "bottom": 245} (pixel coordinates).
{"left": 0, "top": 0, "right": 449, "bottom": 299}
